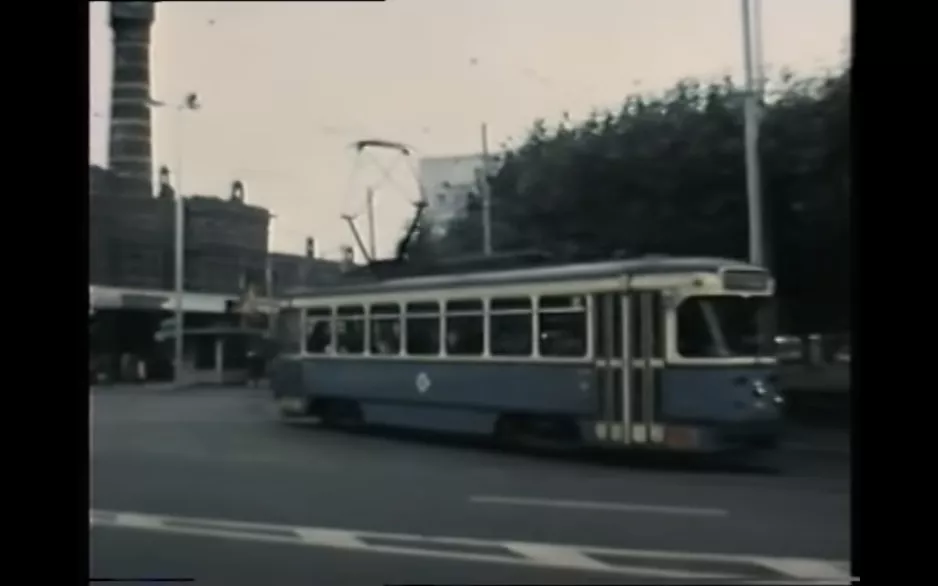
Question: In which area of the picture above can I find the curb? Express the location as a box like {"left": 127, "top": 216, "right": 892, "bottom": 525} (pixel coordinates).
{"left": 90, "top": 385, "right": 178, "bottom": 393}
{"left": 91, "top": 384, "right": 270, "bottom": 394}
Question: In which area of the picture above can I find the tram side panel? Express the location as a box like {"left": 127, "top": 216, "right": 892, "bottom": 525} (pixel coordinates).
{"left": 271, "top": 258, "right": 786, "bottom": 456}
{"left": 294, "top": 357, "right": 596, "bottom": 435}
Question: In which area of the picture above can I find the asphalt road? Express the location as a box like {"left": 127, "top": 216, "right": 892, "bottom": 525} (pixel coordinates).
{"left": 90, "top": 388, "right": 852, "bottom": 585}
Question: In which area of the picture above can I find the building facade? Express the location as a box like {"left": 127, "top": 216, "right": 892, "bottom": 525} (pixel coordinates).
{"left": 89, "top": 168, "right": 271, "bottom": 293}
{"left": 92, "top": 4, "right": 343, "bottom": 299}
{"left": 90, "top": 166, "right": 344, "bottom": 295}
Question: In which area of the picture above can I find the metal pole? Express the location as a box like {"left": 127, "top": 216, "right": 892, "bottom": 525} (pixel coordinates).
{"left": 265, "top": 215, "right": 274, "bottom": 298}
{"left": 741, "top": 0, "right": 765, "bottom": 267}
{"left": 480, "top": 123, "right": 493, "bottom": 256}
{"left": 365, "top": 187, "right": 377, "bottom": 259}
{"left": 173, "top": 107, "right": 185, "bottom": 385}
{"left": 752, "top": 0, "right": 765, "bottom": 96}
{"left": 265, "top": 214, "right": 275, "bottom": 337}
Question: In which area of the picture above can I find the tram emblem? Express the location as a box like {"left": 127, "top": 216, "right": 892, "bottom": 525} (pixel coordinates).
{"left": 415, "top": 372, "right": 431, "bottom": 394}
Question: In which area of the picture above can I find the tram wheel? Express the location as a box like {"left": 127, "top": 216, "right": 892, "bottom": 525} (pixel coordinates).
{"left": 494, "top": 414, "right": 524, "bottom": 449}
{"left": 321, "top": 399, "right": 364, "bottom": 429}
{"left": 495, "top": 414, "right": 580, "bottom": 453}
{"left": 274, "top": 397, "right": 314, "bottom": 426}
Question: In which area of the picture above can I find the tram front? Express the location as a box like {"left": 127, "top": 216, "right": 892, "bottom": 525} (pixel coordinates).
{"left": 660, "top": 268, "right": 783, "bottom": 455}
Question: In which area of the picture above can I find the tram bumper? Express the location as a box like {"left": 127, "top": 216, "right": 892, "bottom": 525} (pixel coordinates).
{"left": 583, "top": 419, "right": 783, "bottom": 454}
{"left": 584, "top": 421, "right": 713, "bottom": 453}
{"left": 715, "top": 419, "right": 784, "bottom": 451}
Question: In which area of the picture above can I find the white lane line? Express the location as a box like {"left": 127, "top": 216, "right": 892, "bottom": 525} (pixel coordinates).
{"left": 502, "top": 542, "right": 731, "bottom": 581}
{"left": 470, "top": 495, "right": 730, "bottom": 517}
{"left": 90, "top": 509, "right": 847, "bottom": 581}
{"left": 113, "top": 512, "right": 165, "bottom": 530}
{"left": 540, "top": 540, "right": 850, "bottom": 581}
{"left": 745, "top": 578, "right": 856, "bottom": 586}
{"left": 294, "top": 527, "right": 367, "bottom": 550}
{"left": 757, "top": 558, "right": 852, "bottom": 581}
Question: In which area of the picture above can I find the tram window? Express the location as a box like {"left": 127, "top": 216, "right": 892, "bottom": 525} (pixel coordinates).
{"left": 676, "top": 295, "right": 769, "bottom": 357}
{"left": 446, "top": 316, "right": 483, "bottom": 355}
{"left": 407, "top": 316, "right": 440, "bottom": 355}
{"left": 491, "top": 297, "right": 531, "bottom": 312}
{"left": 491, "top": 314, "right": 532, "bottom": 355}
{"left": 336, "top": 305, "right": 365, "bottom": 354}
{"left": 371, "top": 320, "right": 401, "bottom": 355}
{"left": 407, "top": 301, "right": 440, "bottom": 314}
{"left": 446, "top": 299, "right": 483, "bottom": 313}
{"left": 540, "top": 295, "right": 585, "bottom": 310}
{"left": 490, "top": 297, "right": 532, "bottom": 356}
{"left": 369, "top": 304, "right": 401, "bottom": 355}
{"left": 305, "top": 311, "right": 333, "bottom": 354}
{"left": 538, "top": 295, "right": 587, "bottom": 357}
{"left": 371, "top": 303, "right": 399, "bottom": 316}
{"left": 445, "top": 299, "right": 483, "bottom": 356}
{"left": 629, "top": 293, "right": 664, "bottom": 358}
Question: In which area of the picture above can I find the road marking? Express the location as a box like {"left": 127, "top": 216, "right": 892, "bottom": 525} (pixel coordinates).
{"left": 108, "top": 512, "right": 164, "bottom": 531}
{"left": 757, "top": 559, "right": 852, "bottom": 581}
{"left": 90, "top": 509, "right": 848, "bottom": 582}
{"left": 469, "top": 495, "right": 730, "bottom": 517}
{"left": 295, "top": 527, "right": 367, "bottom": 550}
{"left": 501, "top": 542, "right": 727, "bottom": 580}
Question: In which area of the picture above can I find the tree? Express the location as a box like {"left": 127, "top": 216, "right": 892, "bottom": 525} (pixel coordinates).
{"left": 407, "top": 66, "right": 851, "bottom": 333}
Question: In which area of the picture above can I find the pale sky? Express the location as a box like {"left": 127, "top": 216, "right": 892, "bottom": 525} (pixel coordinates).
{"left": 89, "top": 0, "right": 851, "bottom": 259}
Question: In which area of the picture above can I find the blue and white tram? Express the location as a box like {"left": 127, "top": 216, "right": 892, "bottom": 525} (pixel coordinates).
{"left": 270, "top": 256, "right": 784, "bottom": 457}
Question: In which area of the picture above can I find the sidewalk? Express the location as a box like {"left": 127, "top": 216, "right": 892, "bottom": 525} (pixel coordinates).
{"left": 91, "top": 382, "right": 178, "bottom": 393}
{"left": 90, "top": 381, "right": 269, "bottom": 393}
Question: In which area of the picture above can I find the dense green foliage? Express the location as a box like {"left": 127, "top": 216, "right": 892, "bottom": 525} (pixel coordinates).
{"left": 408, "top": 66, "right": 850, "bottom": 333}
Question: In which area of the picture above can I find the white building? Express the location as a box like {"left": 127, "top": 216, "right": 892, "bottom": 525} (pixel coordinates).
{"left": 418, "top": 153, "right": 504, "bottom": 236}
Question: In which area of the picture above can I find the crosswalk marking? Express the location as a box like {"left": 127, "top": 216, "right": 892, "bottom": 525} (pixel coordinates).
{"left": 90, "top": 508, "right": 849, "bottom": 582}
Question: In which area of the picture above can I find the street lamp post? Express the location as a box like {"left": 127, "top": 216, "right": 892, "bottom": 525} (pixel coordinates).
{"left": 266, "top": 213, "right": 276, "bottom": 337}
{"left": 172, "top": 109, "right": 186, "bottom": 385}
{"left": 479, "top": 123, "right": 493, "bottom": 257}
{"left": 741, "top": 0, "right": 766, "bottom": 267}
{"left": 150, "top": 93, "right": 200, "bottom": 385}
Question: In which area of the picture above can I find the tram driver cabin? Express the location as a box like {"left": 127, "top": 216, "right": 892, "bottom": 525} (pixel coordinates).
{"left": 270, "top": 256, "right": 784, "bottom": 458}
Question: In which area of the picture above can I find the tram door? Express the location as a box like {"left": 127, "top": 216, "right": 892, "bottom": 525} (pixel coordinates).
{"left": 593, "top": 291, "right": 664, "bottom": 445}
{"left": 629, "top": 291, "right": 665, "bottom": 445}
{"left": 593, "top": 293, "right": 631, "bottom": 443}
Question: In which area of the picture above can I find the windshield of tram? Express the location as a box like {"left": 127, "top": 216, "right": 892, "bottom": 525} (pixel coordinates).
{"left": 676, "top": 295, "right": 774, "bottom": 358}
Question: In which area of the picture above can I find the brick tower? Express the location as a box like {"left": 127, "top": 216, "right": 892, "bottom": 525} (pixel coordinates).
{"left": 107, "top": 2, "right": 158, "bottom": 197}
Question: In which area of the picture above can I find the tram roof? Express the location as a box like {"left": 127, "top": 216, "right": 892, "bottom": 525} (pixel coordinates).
{"left": 286, "top": 256, "right": 764, "bottom": 299}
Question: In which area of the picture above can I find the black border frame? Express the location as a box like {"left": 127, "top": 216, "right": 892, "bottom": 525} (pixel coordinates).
{"left": 5, "top": 0, "right": 91, "bottom": 583}
{"left": 1, "top": 1, "right": 875, "bottom": 583}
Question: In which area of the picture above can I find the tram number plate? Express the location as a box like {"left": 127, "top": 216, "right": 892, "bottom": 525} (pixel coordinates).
{"left": 664, "top": 427, "right": 698, "bottom": 450}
